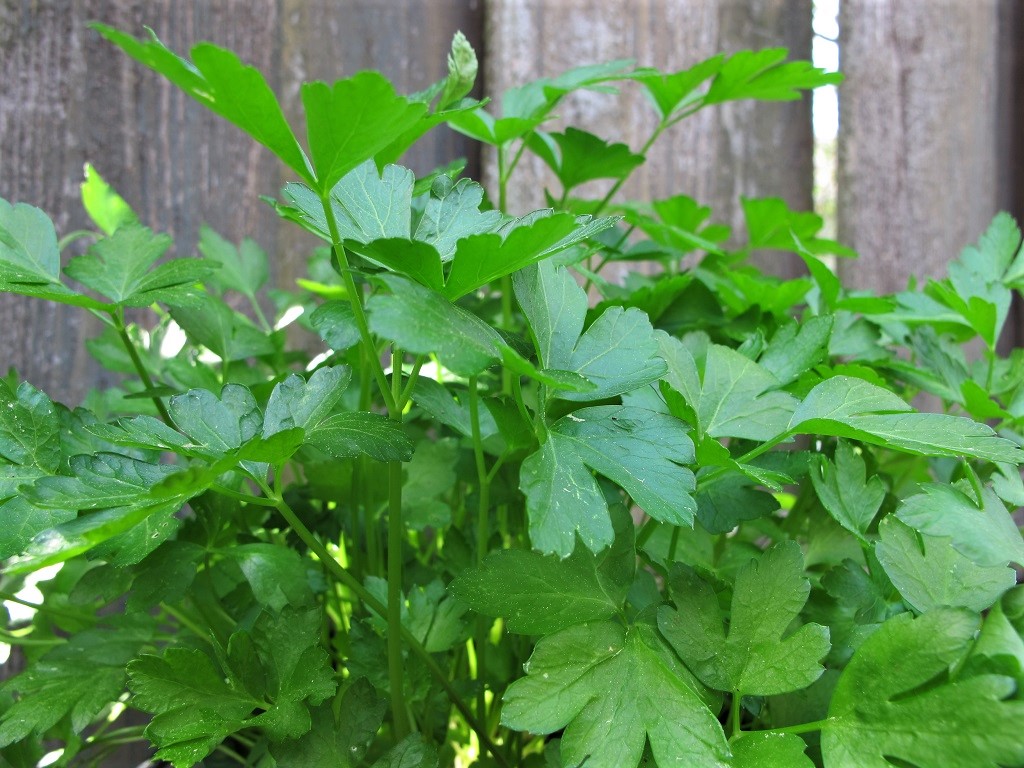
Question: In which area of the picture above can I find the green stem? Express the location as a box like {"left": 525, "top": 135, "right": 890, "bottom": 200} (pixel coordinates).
{"left": 592, "top": 124, "right": 667, "bottom": 215}
{"left": 318, "top": 193, "right": 397, "bottom": 415}
{"left": 258, "top": 474, "right": 508, "bottom": 767}
{"left": 0, "top": 591, "right": 92, "bottom": 624}
{"left": 761, "top": 719, "right": 828, "bottom": 736}
{"left": 729, "top": 691, "right": 742, "bottom": 737}
{"left": 468, "top": 376, "right": 492, "bottom": 726}
{"left": 387, "top": 347, "right": 410, "bottom": 739}
{"left": 114, "top": 311, "right": 170, "bottom": 423}
{"left": 160, "top": 602, "right": 208, "bottom": 639}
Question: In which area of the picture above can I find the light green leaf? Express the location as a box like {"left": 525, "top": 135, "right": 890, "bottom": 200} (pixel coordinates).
{"left": 501, "top": 622, "right": 729, "bottom": 768}
{"left": 367, "top": 274, "right": 501, "bottom": 376}
{"left": 660, "top": 334, "right": 798, "bottom": 440}
{"left": 875, "top": 516, "right": 1016, "bottom": 613}
{"left": 810, "top": 441, "right": 886, "bottom": 540}
{"left": 789, "top": 376, "right": 1023, "bottom": 463}
{"left": 659, "top": 541, "right": 830, "bottom": 696}
{"left": 413, "top": 177, "right": 502, "bottom": 261}
{"left": 759, "top": 315, "right": 833, "bottom": 385}
{"left": 514, "top": 260, "right": 588, "bottom": 371}
{"left": 198, "top": 225, "right": 269, "bottom": 299}
{"left": 704, "top": 48, "right": 843, "bottom": 105}
{"left": 169, "top": 385, "right": 260, "bottom": 457}
{"left": 895, "top": 484, "right": 1024, "bottom": 568}
{"left": 65, "top": 223, "right": 213, "bottom": 307}
{"left": 263, "top": 366, "right": 350, "bottom": 437}
{"left": 302, "top": 73, "right": 426, "bottom": 193}
{"left": 0, "top": 495, "right": 75, "bottom": 559}
{"left": 443, "top": 212, "right": 615, "bottom": 301}
{"left": 822, "top": 609, "right": 1024, "bottom": 768}
{"left": 632, "top": 55, "right": 724, "bottom": 119}
{"left": 81, "top": 162, "right": 138, "bottom": 235}
{"left": 551, "top": 405, "right": 696, "bottom": 526}
{"left": 94, "top": 26, "right": 312, "bottom": 183}
{"left": 731, "top": 732, "right": 814, "bottom": 768}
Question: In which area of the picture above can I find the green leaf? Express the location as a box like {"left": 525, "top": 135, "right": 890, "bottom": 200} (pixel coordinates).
{"left": 65, "top": 223, "right": 213, "bottom": 307}
{"left": 403, "top": 437, "right": 459, "bottom": 530}
{"left": 514, "top": 260, "right": 588, "bottom": 371}
{"left": 413, "top": 177, "right": 502, "bottom": 261}
{"left": 168, "top": 385, "right": 261, "bottom": 457}
{"left": 371, "top": 733, "right": 438, "bottom": 768}
{"left": 789, "top": 376, "right": 1023, "bottom": 463}
{"left": 310, "top": 300, "right": 361, "bottom": 351}
{"left": 0, "top": 496, "right": 75, "bottom": 560}
{"left": 519, "top": 432, "right": 611, "bottom": 557}
{"left": 659, "top": 541, "right": 830, "bottom": 696}
{"left": 263, "top": 366, "right": 350, "bottom": 437}
{"left": 551, "top": 405, "right": 696, "bottom": 525}
{"left": 94, "top": 26, "right": 313, "bottom": 183}
{"left": 443, "top": 212, "right": 615, "bottom": 301}
{"left": 0, "top": 198, "right": 61, "bottom": 286}
{"left": 539, "top": 127, "right": 644, "bottom": 191}
{"left": 821, "top": 609, "right": 1024, "bottom": 768}
{"left": 271, "top": 679, "right": 386, "bottom": 768}
{"left": 302, "top": 73, "right": 427, "bottom": 193}
{"left": 367, "top": 274, "right": 501, "bottom": 377}
{"left": 515, "top": 262, "right": 665, "bottom": 400}
{"left": 198, "top": 225, "right": 269, "bottom": 299}
{"left": 632, "top": 55, "right": 724, "bottom": 119}
{"left": 451, "top": 512, "right": 634, "bottom": 635}
{"left": 742, "top": 197, "right": 855, "bottom": 260}
{"left": 450, "top": 547, "right": 621, "bottom": 635}
{"left": 659, "top": 333, "right": 798, "bottom": 441}
{"left": 81, "top": 163, "right": 138, "bottom": 235}
{"left": 25, "top": 452, "right": 179, "bottom": 511}
{"left": 0, "top": 379, "right": 61, "bottom": 471}
{"left": 130, "top": 647, "right": 260, "bottom": 766}
{"left": 0, "top": 616, "right": 156, "bottom": 746}
{"left": 693, "top": 470, "right": 779, "bottom": 534}
{"left": 730, "top": 732, "right": 814, "bottom": 768}
{"left": 0, "top": 199, "right": 103, "bottom": 309}
{"left": 227, "top": 543, "right": 314, "bottom": 610}
{"left": 875, "top": 516, "right": 1016, "bottom": 614}
{"left": 307, "top": 411, "right": 413, "bottom": 463}
{"left": 171, "top": 293, "right": 275, "bottom": 361}
{"left": 758, "top": 315, "right": 833, "bottom": 385}
{"left": 895, "top": 484, "right": 1024, "bottom": 568}
{"left": 501, "top": 621, "right": 729, "bottom": 768}
{"left": 704, "top": 48, "right": 843, "bottom": 105}
{"left": 809, "top": 441, "right": 886, "bottom": 541}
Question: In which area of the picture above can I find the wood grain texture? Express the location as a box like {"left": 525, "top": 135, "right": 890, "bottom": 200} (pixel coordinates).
{"left": 836, "top": 0, "right": 1002, "bottom": 294}
{"left": 485, "top": 0, "right": 814, "bottom": 279}
{"left": 0, "top": 0, "right": 483, "bottom": 404}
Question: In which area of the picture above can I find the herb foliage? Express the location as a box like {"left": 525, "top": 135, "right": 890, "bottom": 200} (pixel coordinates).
{"left": 1, "top": 23, "right": 1023, "bottom": 768}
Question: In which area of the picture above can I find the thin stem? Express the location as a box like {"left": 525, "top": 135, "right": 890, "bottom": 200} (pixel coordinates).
{"left": 592, "top": 123, "right": 667, "bottom": 216}
{"left": 0, "top": 591, "right": 92, "bottom": 624}
{"left": 160, "top": 602, "right": 208, "bottom": 639}
{"left": 468, "top": 376, "right": 492, "bottom": 726}
{"left": 762, "top": 719, "right": 829, "bottom": 736}
{"left": 729, "top": 691, "right": 742, "bottom": 737}
{"left": 258, "top": 474, "right": 509, "bottom": 767}
{"left": 114, "top": 311, "right": 170, "bottom": 422}
{"left": 318, "top": 192, "right": 397, "bottom": 415}
{"left": 387, "top": 348, "right": 410, "bottom": 739}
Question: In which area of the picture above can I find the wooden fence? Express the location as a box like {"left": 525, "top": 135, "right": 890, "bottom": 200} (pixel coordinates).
{"left": 0, "top": 0, "right": 1021, "bottom": 762}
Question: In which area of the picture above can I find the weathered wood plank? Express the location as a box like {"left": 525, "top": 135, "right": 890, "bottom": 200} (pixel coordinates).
{"left": 836, "top": 0, "right": 1003, "bottom": 295}
{"left": 485, "top": 0, "right": 814, "bottom": 278}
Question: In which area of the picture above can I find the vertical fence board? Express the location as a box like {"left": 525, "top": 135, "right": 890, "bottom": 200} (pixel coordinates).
{"left": 0, "top": 0, "right": 482, "bottom": 405}
{"left": 836, "top": 1, "right": 1003, "bottom": 295}
{"left": 485, "top": 0, "right": 814, "bottom": 279}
